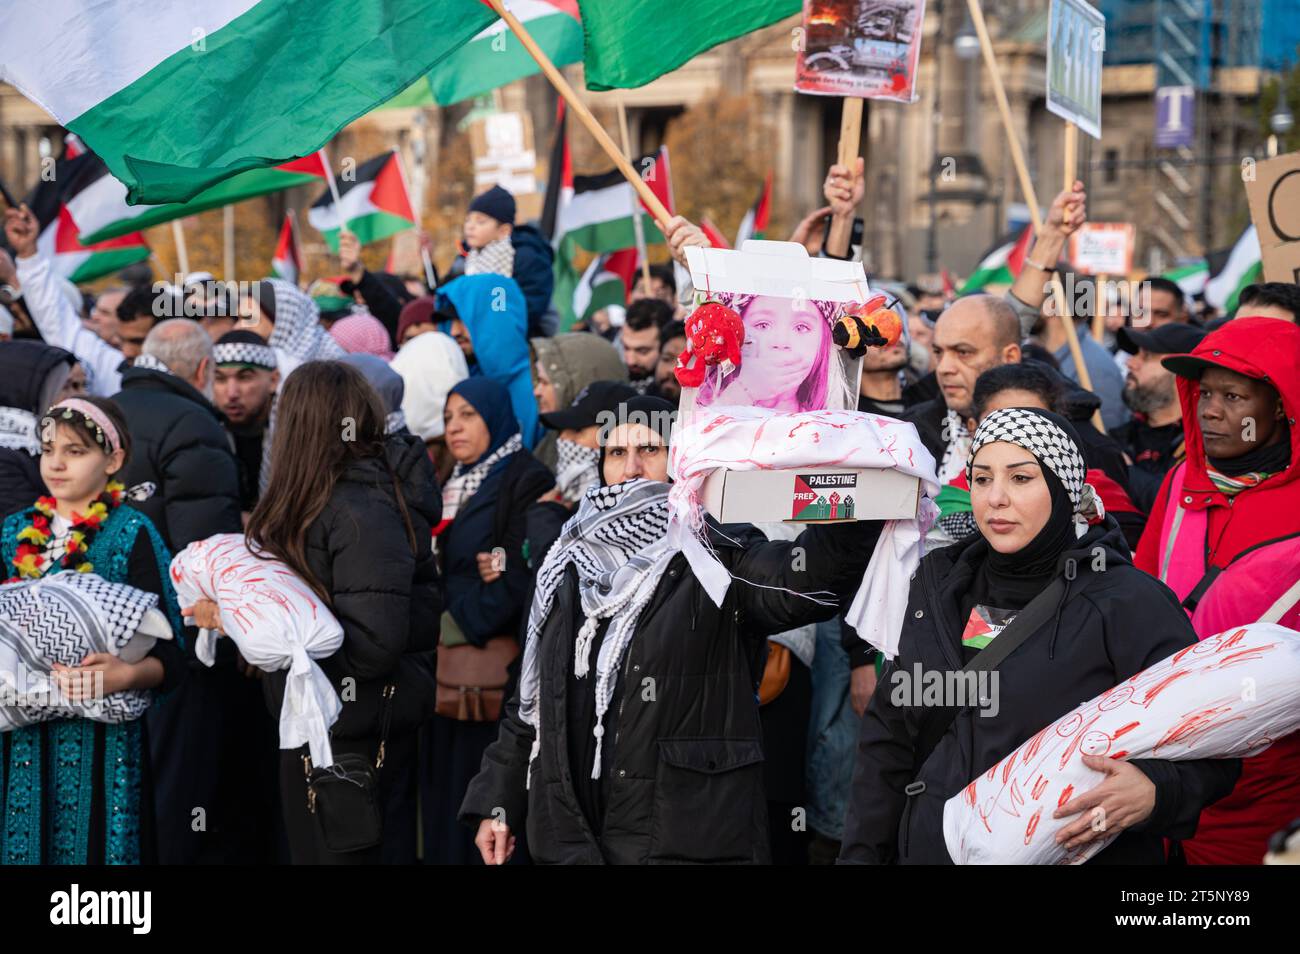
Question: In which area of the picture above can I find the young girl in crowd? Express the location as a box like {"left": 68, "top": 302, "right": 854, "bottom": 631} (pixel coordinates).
{"left": 0, "top": 396, "right": 184, "bottom": 865}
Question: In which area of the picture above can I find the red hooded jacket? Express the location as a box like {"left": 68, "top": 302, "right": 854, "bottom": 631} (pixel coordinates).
{"left": 1134, "top": 316, "right": 1300, "bottom": 865}
{"left": 1135, "top": 317, "right": 1300, "bottom": 575}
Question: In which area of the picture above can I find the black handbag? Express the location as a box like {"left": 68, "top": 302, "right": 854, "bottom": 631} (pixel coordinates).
{"left": 303, "top": 684, "right": 395, "bottom": 854}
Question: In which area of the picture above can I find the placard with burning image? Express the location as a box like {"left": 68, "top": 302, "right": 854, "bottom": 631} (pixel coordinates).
{"left": 794, "top": 0, "right": 927, "bottom": 103}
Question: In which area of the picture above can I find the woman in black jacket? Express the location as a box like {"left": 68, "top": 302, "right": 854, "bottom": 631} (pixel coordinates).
{"left": 840, "top": 407, "right": 1239, "bottom": 864}
{"left": 423, "top": 377, "right": 555, "bottom": 864}
{"left": 236, "top": 361, "right": 440, "bottom": 864}
{"left": 460, "top": 397, "right": 884, "bottom": 865}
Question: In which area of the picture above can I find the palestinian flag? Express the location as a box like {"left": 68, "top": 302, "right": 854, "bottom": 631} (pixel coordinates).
{"left": 384, "top": 0, "right": 582, "bottom": 108}
{"left": 308, "top": 151, "right": 417, "bottom": 252}
{"left": 78, "top": 153, "right": 331, "bottom": 245}
{"left": 1163, "top": 260, "right": 1210, "bottom": 299}
{"left": 699, "top": 218, "right": 731, "bottom": 250}
{"left": 550, "top": 147, "right": 674, "bottom": 330}
{"left": 271, "top": 213, "right": 302, "bottom": 285}
{"left": 734, "top": 172, "right": 772, "bottom": 247}
{"left": 959, "top": 226, "right": 1033, "bottom": 294}
{"left": 0, "top": 0, "right": 498, "bottom": 204}
{"left": 1204, "top": 226, "right": 1263, "bottom": 314}
{"left": 23, "top": 147, "right": 150, "bottom": 283}
{"left": 573, "top": 248, "right": 637, "bottom": 322}
{"left": 579, "top": 0, "right": 800, "bottom": 90}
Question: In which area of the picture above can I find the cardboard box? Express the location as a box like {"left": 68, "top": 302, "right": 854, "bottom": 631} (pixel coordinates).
{"left": 699, "top": 466, "right": 922, "bottom": 525}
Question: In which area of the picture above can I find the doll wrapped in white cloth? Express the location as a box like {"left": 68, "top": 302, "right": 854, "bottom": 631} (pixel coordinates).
{"left": 942, "top": 624, "right": 1300, "bottom": 865}
{"left": 169, "top": 534, "right": 344, "bottom": 766}
{"left": 0, "top": 572, "right": 171, "bottom": 728}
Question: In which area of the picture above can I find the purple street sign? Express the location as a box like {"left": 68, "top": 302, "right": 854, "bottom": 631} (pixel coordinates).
{"left": 1156, "top": 86, "right": 1196, "bottom": 149}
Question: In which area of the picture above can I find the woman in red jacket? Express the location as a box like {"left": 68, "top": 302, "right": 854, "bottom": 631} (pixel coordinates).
{"left": 1135, "top": 316, "right": 1300, "bottom": 864}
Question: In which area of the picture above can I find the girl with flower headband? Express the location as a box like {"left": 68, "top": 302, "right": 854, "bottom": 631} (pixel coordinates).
{"left": 0, "top": 395, "right": 184, "bottom": 865}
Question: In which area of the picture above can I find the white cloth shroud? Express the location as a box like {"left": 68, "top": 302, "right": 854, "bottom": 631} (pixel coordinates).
{"left": 169, "top": 534, "right": 344, "bottom": 766}
{"left": 942, "top": 624, "right": 1300, "bottom": 865}
{"left": 0, "top": 572, "right": 172, "bottom": 728}
{"left": 667, "top": 405, "right": 939, "bottom": 659}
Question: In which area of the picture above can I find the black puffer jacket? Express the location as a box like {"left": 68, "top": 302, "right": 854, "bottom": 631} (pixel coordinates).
{"left": 839, "top": 519, "right": 1241, "bottom": 865}
{"left": 263, "top": 434, "right": 442, "bottom": 739}
{"left": 460, "top": 518, "right": 882, "bottom": 864}
{"left": 0, "top": 341, "right": 74, "bottom": 518}
{"left": 113, "top": 367, "right": 242, "bottom": 551}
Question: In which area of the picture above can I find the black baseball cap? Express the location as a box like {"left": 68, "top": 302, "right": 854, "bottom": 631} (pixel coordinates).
{"left": 1117, "top": 323, "right": 1207, "bottom": 356}
{"left": 540, "top": 380, "right": 637, "bottom": 431}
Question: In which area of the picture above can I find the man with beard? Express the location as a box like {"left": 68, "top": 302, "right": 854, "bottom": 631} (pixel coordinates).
{"left": 900, "top": 294, "right": 1022, "bottom": 483}
{"left": 211, "top": 330, "right": 280, "bottom": 515}
{"left": 1110, "top": 323, "right": 1206, "bottom": 512}
{"left": 620, "top": 299, "right": 670, "bottom": 395}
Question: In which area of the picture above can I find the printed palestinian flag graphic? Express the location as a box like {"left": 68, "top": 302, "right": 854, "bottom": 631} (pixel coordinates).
{"left": 23, "top": 146, "right": 150, "bottom": 283}
{"left": 791, "top": 473, "right": 858, "bottom": 521}
{"left": 0, "top": 0, "right": 499, "bottom": 204}
{"left": 384, "top": 0, "right": 583, "bottom": 108}
{"left": 308, "top": 151, "right": 417, "bottom": 252}
{"left": 961, "top": 606, "right": 1017, "bottom": 650}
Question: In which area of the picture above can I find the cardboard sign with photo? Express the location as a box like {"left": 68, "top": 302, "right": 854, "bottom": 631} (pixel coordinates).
{"left": 681, "top": 241, "right": 870, "bottom": 418}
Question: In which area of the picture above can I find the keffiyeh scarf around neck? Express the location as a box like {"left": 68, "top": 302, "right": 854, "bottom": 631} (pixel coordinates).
{"left": 0, "top": 407, "right": 40, "bottom": 456}
{"left": 938, "top": 409, "right": 971, "bottom": 483}
{"left": 464, "top": 236, "right": 515, "bottom": 278}
{"left": 440, "top": 433, "right": 522, "bottom": 522}
{"left": 555, "top": 437, "right": 601, "bottom": 504}
{"left": 520, "top": 479, "right": 675, "bottom": 783}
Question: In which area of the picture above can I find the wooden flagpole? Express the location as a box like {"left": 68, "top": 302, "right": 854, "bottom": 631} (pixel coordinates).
{"left": 617, "top": 97, "right": 653, "bottom": 293}
{"left": 171, "top": 219, "right": 190, "bottom": 279}
{"left": 966, "top": 0, "right": 1101, "bottom": 430}
{"left": 826, "top": 98, "right": 864, "bottom": 258}
{"left": 486, "top": 0, "right": 672, "bottom": 230}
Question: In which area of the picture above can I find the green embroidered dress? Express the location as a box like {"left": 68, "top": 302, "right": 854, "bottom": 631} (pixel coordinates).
{"left": 0, "top": 504, "right": 182, "bottom": 865}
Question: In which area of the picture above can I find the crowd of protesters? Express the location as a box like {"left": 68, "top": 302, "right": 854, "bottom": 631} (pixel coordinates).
{"left": 0, "top": 146, "right": 1297, "bottom": 866}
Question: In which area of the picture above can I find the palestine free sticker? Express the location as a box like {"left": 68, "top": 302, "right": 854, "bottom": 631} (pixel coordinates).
{"left": 791, "top": 473, "right": 858, "bottom": 521}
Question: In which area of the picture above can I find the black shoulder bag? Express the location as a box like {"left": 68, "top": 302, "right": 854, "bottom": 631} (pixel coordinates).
{"left": 303, "top": 458, "right": 417, "bottom": 853}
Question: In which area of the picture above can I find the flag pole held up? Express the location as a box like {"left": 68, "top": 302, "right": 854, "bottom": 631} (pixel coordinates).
{"left": 826, "top": 98, "right": 863, "bottom": 258}
{"left": 618, "top": 96, "right": 654, "bottom": 293}
{"left": 966, "top": 0, "right": 1099, "bottom": 428}
{"left": 486, "top": 0, "right": 672, "bottom": 229}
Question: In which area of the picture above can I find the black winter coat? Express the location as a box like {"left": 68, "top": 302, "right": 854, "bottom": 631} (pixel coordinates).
{"left": 0, "top": 340, "right": 75, "bottom": 518}
{"left": 264, "top": 434, "right": 442, "bottom": 739}
{"left": 440, "top": 450, "right": 554, "bottom": 646}
{"left": 113, "top": 367, "right": 242, "bottom": 552}
{"left": 460, "top": 518, "right": 882, "bottom": 864}
{"left": 839, "top": 519, "right": 1241, "bottom": 865}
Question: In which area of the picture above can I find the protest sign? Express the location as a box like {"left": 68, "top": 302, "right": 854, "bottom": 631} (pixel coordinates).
{"left": 794, "top": 0, "right": 927, "bottom": 103}
{"left": 1046, "top": 0, "right": 1105, "bottom": 140}
{"left": 1245, "top": 150, "right": 1300, "bottom": 285}
{"left": 1069, "top": 222, "right": 1135, "bottom": 276}
{"left": 470, "top": 112, "right": 542, "bottom": 222}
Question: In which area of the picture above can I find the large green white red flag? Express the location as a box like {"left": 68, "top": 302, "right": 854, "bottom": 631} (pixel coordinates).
{"left": 308, "top": 152, "right": 417, "bottom": 252}
{"left": 23, "top": 143, "right": 150, "bottom": 283}
{"left": 0, "top": 0, "right": 497, "bottom": 204}
{"left": 385, "top": 0, "right": 583, "bottom": 107}
{"left": 78, "top": 154, "right": 331, "bottom": 245}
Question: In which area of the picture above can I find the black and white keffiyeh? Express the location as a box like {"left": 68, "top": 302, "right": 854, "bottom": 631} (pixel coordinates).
{"left": 264, "top": 279, "right": 346, "bottom": 364}
{"left": 213, "top": 340, "right": 277, "bottom": 370}
{"left": 0, "top": 407, "right": 40, "bottom": 456}
{"left": 967, "top": 407, "right": 1102, "bottom": 532}
{"left": 554, "top": 437, "right": 601, "bottom": 505}
{"left": 463, "top": 236, "right": 515, "bottom": 278}
{"left": 0, "top": 572, "right": 167, "bottom": 727}
{"left": 440, "top": 432, "right": 523, "bottom": 522}
{"left": 939, "top": 408, "right": 972, "bottom": 483}
{"left": 520, "top": 479, "right": 675, "bottom": 782}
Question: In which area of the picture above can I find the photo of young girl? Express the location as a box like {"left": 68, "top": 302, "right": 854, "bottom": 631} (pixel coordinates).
{"left": 696, "top": 292, "right": 845, "bottom": 413}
